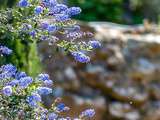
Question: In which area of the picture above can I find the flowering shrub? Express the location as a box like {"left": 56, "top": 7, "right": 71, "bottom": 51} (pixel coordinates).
{"left": 0, "top": 0, "right": 101, "bottom": 119}
{"left": 0, "top": 64, "right": 95, "bottom": 119}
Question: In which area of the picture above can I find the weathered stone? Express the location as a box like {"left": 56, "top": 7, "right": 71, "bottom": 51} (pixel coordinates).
{"left": 109, "top": 102, "right": 140, "bottom": 120}
{"left": 38, "top": 21, "right": 160, "bottom": 120}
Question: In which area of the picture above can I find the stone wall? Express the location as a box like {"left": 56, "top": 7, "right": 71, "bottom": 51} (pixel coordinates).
{"left": 38, "top": 21, "right": 160, "bottom": 120}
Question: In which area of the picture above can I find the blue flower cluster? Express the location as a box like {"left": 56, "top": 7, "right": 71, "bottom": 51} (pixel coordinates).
{"left": 2, "top": 86, "right": 12, "bottom": 96}
{"left": 0, "top": 64, "right": 53, "bottom": 95}
{"left": 18, "top": 0, "right": 29, "bottom": 7}
{"left": 56, "top": 103, "right": 66, "bottom": 111}
{"left": 37, "top": 73, "right": 53, "bottom": 86}
{"left": 72, "top": 51, "right": 90, "bottom": 63}
{"left": 17, "top": 0, "right": 101, "bottom": 64}
{"left": 26, "top": 93, "right": 41, "bottom": 107}
{"left": 19, "top": 0, "right": 81, "bottom": 22}
{"left": 0, "top": 63, "right": 95, "bottom": 119}
{"left": 37, "top": 86, "right": 52, "bottom": 95}
{"left": 19, "top": 76, "right": 33, "bottom": 88}
{"left": 0, "top": 46, "right": 12, "bottom": 56}
{"left": 48, "top": 112, "right": 58, "bottom": 120}
{"left": 0, "top": 0, "right": 96, "bottom": 119}
{"left": 34, "top": 6, "right": 43, "bottom": 15}
{"left": 0, "top": 64, "right": 17, "bottom": 80}
{"left": 89, "top": 40, "right": 101, "bottom": 49}
{"left": 80, "top": 109, "right": 95, "bottom": 118}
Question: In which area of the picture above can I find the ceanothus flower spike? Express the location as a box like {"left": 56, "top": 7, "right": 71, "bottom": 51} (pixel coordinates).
{"left": 0, "top": 46, "right": 12, "bottom": 55}
{"left": 66, "top": 7, "right": 82, "bottom": 16}
{"left": 2, "top": 86, "right": 12, "bottom": 96}
{"left": 37, "top": 87, "right": 52, "bottom": 95}
{"left": 89, "top": 40, "right": 101, "bottom": 48}
{"left": 26, "top": 93, "right": 41, "bottom": 108}
{"left": 72, "top": 52, "right": 90, "bottom": 63}
{"left": 80, "top": 109, "right": 95, "bottom": 118}
{"left": 19, "top": 77, "right": 33, "bottom": 88}
{"left": 34, "top": 6, "right": 43, "bottom": 15}
{"left": 18, "top": 0, "right": 29, "bottom": 7}
{"left": 48, "top": 112, "right": 58, "bottom": 120}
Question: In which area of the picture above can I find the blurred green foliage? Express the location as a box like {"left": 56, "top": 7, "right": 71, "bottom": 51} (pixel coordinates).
{"left": 69, "top": 0, "right": 160, "bottom": 24}
{"left": 69, "top": 0, "right": 124, "bottom": 22}
{"left": 0, "top": 0, "right": 17, "bottom": 8}
{"left": 0, "top": 38, "right": 41, "bottom": 77}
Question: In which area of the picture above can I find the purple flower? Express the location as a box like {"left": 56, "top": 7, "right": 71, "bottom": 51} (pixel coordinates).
{"left": 56, "top": 103, "right": 65, "bottom": 111}
{"left": 89, "top": 40, "right": 101, "bottom": 48}
{"left": 80, "top": 109, "right": 95, "bottom": 118}
{"left": 19, "top": 77, "right": 33, "bottom": 88}
{"left": 15, "top": 71, "right": 27, "bottom": 80}
{"left": 0, "top": 64, "right": 17, "bottom": 79}
{"left": 47, "top": 25, "right": 57, "bottom": 32}
{"left": 0, "top": 46, "right": 12, "bottom": 55}
{"left": 40, "top": 35, "right": 48, "bottom": 41}
{"left": 44, "top": 80, "right": 53, "bottom": 86}
{"left": 0, "top": 73, "right": 9, "bottom": 80}
{"left": 29, "top": 30, "right": 36, "bottom": 37}
{"left": 50, "top": 4, "right": 68, "bottom": 14}
{"left": 37, "top": 73, "right": 50, "bottom": 81}
{"left": 41, "top": 22, "right": 49, "bottom": 29}
{"left": 37, "top": 87, "right": 52, "bottom": 95}
{"left": 7, "top": 79, "right": 19, "bottom": 86}
{"left": 66, "top": 7, "right": 81, "bottom": 16}
{"left": 71, "top": 52, "right": 90, "bottom": 63}
{"left": 27, "top": 93, "right": 41, "bottom": 107}
{"left": 2, "top": 86, "right": 12, "bottom": 96}
{"left": 48, "top": 112, "right": 58, "bottom": 120}
{"left": 42, "top": 0, "right": 57, "bottom": 7}
{"left": 40, "top": 113, "right": 47, "bottom": 120}
{"left": 18, "top": 0, "right": 29, "bottom": 7}
{"left": 49, "top": 0, "right": 57, "bottom": 7}
{"left": 34, "top": 6, "right": 43, "bottom": 15}
{"left": 55, "top": 14, "right": 70, "bottom": 22}
{"left": 0, "top": 64, "right": 17, "bottom": 73}
{"left": 37, "top": 74, "right": 53, "bottom": 86}
{"left": 66, "top": 31, "right": 83, "bottom": 40}
{"left": 22, "top": 24, "right": 32, "bottom": 31}
{"left": 27, "top": 93, "right": 41, "bottom": 100}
